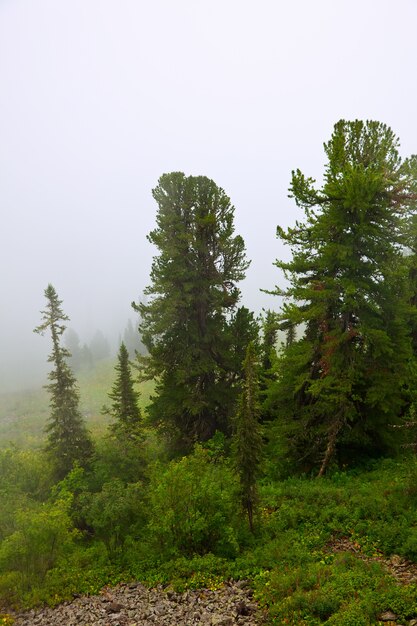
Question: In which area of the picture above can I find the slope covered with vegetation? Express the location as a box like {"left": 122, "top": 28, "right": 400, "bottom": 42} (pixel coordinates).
{"left": 1, "top": 447, "right": 417, "bottom": 625}
{"left": 0, "top": 359, "right": 153, "bottom": 448}
{"left": 2, "top": 120, "right": 417, "bottom": 625}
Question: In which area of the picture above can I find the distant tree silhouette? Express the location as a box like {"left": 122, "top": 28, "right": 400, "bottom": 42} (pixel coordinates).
{"left": 64, "top": 328, "right": 83, "bottom": 371}
{"left": 89, "top": 330, "right": 110, "bottom": 361}
{"left": 123, "top": 318, "right": 144, "bottom": 357}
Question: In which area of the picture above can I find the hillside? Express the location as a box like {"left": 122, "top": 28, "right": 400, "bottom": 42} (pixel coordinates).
{"left": 0, "top": 359, "right": 153, "bottom": 448}
{"left": 1, "top": 455, "right": 417, "bottom": 625}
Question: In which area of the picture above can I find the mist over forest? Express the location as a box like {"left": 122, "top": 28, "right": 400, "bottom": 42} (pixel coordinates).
{"left": 0, "top": 270, "right": 277, "bottom": 393}
{"left": 3, "top": 0, "right": 416, "bottom": 395}
{"left": 3, "top": 4, "right": 417, "bottom": 624}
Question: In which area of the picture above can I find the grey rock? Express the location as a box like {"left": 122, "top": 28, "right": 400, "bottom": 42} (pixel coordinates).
{"left": 211, "top": 616, "right": 234, "bottom": 626}
{"left": 11, "top": 580, "right": 265, "bottom": 626}
{"left": 106, "top": 602, "right": 125, "bottom": 613}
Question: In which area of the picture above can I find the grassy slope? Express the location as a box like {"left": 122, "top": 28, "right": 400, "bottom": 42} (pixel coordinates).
{"left": 0, "top": 359, "right": 154, "bottom": 448}
{"left": 1, "top": 363, "right": 417, "bottom": 624}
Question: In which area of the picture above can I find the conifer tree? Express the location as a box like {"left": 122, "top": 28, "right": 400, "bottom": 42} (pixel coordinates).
{"left": 104, "top": 342, "right": 142, "bottom": 442}
{"left": 271, "top": 120, "right": 417, "bottom": 474}
{"left": 405, "top": 213, "right": 417, "bottom": 355}
{"left": 226, "top": 306, "right": 260, "bottom": 384}
{"left": 258, "top": 310, "right": 279, "bottom": 422}
{"left": 233, "top": 342, "right": 263, "bottom": 532}
{"left": 34, "top": 284, "right": 92, "bottom": 480}
{"left": 260, "top": 311, "right": 279, "bottom": 370}
{"left": 136, "top": 172, "right": 250, "bottom": 451}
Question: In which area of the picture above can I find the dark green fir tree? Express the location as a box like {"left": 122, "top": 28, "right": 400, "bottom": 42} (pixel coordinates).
{"left": 104, "top": 342, "right": 143, "bottom": 442}
{"left": 270, "top": 120, "right": 417, "bottom": 475}
{"left": 226, "top": 306, "right": 260, "bottom": 386}
{"left": 135, "top": 172, "right": 251, "bottom": 451}
{"left": 34, "top": 284, "right": 93, "bottom": 480}
{"left": 232, "top": 342, "right": 263, "bottom": 533}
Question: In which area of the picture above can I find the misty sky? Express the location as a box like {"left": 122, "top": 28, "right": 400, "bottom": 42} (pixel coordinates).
{"left": 1, "top": 0, "right": 417, "bottom": 391}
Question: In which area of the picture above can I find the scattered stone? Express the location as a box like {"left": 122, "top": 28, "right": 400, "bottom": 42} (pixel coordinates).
{"left": 379, "top": 610, "right": 398, "bottom": 621}
{"left": 105, "top": 601, "right": 125, "bottom": 613}
{"left": 212, "top": 616, "right": 234, "bottom": 626}
{"left": 235, "top": 600, "right": 253, "bottom": 616}
{"left": 10, "top": 581, "right": 266, "bottom": 626}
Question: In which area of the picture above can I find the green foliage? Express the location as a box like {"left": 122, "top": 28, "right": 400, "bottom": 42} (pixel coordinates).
{"left": 270, "top": 120, "right": 417, "bottom": 474}
{"left": 154, "top": 554, "right": 234, "bottom": 592}
{"left": 147, "top": 445, "right": 240, "bottom": 558}
{"left": 51, "top": 454, "right": 147, "bottom": 560}
{"left": 259, "top": 309, "right": 280, "bottom": 422}
{"left": 225, "top": 306, "right": 260, "bottom": 386}
{"left": 0, "top": 449, "right": 53, "bottom": 548}
{"left": 20, "top": 543, "right": 124, "bottom": 607}
{"left": 34, "top": 284, "right": 93, "bottom": 479}
{"left": 90, "top": 435, "right": 147, "bottom": 487}
{"left": 262, "top": 459, "right": 417, "bottom": 569}
{"left": 255, "top": 554, "right": 417, "bottom": 625}
{"left": 83, "top": 479, "right": 144, "bottom": 559}
{"left": 136, "top": 172, "right": 251, "bottom": 450}
{"left": 103, "top": 342, "right": 143, "bottom": 442}
{"left": 0, "top": 498, "right": 78, "bottom": 601}
{"left": 250, "top": 460, "right": 417, "bottom": 623}
{"left": 0, "top": 454, "right": 417, "bottom": 620}
{"left": 232, "top": 342, "right": 263, "bottom": 532}
{"left": 3, "top": 151, "right": 417, "bottom": 622}
{"left": 0, "top": 448, "right": 52, "bottom": 503}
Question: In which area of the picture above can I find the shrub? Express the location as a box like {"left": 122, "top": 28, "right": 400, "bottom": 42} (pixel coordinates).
{"left": 0, "top": 498, "right": 78, "bottom": 604}
{"left": 83, "top": 479, "right": 145, "bottom": 559}
{"left": 147, "top": 445, "right": 240, "bottom": 558}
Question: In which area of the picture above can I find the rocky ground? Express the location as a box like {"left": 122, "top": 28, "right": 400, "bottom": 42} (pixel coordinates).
{"left": 11, "top": 580, "right": 267, "bottom": 626}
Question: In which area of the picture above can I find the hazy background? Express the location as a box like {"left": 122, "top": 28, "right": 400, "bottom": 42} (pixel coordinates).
{"left": 1, "top": 0, "right": 417, "bottom": 392}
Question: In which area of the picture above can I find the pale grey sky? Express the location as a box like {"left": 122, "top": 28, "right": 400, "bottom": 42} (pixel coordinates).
{"left": 1, "top": 0, "right": 417, "bottom": 390}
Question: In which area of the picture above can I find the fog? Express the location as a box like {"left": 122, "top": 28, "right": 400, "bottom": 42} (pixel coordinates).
{"left": 1, "top": 0, "right": 417, "bottom": 392}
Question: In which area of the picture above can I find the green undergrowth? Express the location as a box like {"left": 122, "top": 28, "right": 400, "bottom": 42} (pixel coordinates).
{"left": 1, "top": 456, "right": 417, "bottom": 624}
{"left": 255, "top": 554, "right": 417, "bottom": 625}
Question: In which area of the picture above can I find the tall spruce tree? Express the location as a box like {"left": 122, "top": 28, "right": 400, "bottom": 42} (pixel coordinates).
{"left": 34, "top": 284, "right": 92, "bottom": 480}
{"left": 270, "top": 120, "right": 417, "bottom": 474}
{"left": 135, "top": 172, "right": 250, "bottom": 451}
{"left": 104, "top": 342, "right": 142, "bottom": 442}
{"left": 232, "top": 342, "right": 263, "bottom": 533}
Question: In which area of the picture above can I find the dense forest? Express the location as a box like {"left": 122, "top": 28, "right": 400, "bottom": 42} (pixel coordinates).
{"left": 2, "top": 120, "right": 417, "bottom": 625}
